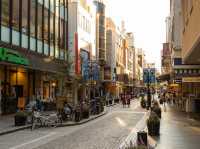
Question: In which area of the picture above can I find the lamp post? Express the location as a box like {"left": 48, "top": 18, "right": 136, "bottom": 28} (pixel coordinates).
{"left": 147, "top": 69, "right": 151, "bottom": 110}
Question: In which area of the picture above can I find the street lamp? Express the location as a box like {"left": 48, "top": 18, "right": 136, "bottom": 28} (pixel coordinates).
{"left": 147, "top": 70, "right": 152, "bottom": 110}
{"left": 144, "top": 68, "right": 153, "bottom": 110}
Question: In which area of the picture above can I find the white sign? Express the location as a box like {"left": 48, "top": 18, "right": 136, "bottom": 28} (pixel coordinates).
{"left": 182, "top": 77, "right": 200, "bottom": 83}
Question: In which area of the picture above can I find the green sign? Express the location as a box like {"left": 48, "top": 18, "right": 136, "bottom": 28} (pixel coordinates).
{"left": 0, "top": 47, "right": 29, "bottom": 65}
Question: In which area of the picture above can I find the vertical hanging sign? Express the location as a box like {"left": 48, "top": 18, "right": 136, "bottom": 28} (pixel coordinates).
{"left": 75, "top": 32, "right": 80, "bottom": 75}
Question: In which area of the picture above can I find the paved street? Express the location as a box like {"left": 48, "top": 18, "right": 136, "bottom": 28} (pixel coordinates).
{"left": 156, "top": 105, "right": 200, "bottom": 149}
{"left": 0, "top": 100, "right": 146, "bottom": 149}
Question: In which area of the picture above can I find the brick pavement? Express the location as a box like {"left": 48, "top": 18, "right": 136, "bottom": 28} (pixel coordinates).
{"left": 156, "top": 105, "right": 200, "bottom": 149}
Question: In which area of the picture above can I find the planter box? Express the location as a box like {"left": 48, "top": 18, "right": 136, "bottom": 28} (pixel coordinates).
{"left": 14, "top": 115, "right": 27, "bottom": 126}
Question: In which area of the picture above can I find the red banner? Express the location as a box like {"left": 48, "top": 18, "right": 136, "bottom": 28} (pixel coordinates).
{"left": 75, "top": 32, "right": 80, "bottom": 75}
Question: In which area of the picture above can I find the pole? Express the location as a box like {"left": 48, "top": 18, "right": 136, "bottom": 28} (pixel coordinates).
{"left": 147, "top": 69, "right": 151, "bottom": 110}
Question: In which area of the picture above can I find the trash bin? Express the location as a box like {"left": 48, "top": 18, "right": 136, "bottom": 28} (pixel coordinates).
{"left": 137, "top": 131, "right": 148, "bottom": 146}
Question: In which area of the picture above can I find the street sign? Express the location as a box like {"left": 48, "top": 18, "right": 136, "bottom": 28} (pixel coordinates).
{"left": 149, "top": 68, "right": 156, "bottom": 83}
{"left": 143, "top": 68, "right": 149, "bottom": 84}
{"left": 143, "top": 68, "right": 156, "bottom": 84}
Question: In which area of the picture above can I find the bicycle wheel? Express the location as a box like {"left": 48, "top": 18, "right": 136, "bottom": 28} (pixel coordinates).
{"left": 55, "top": 117, "right": 63, "bottom": 127}
{"left": 32, "top": 118, "right": 42, "bottom": 130}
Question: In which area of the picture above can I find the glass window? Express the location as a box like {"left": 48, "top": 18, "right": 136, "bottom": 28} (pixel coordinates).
{"left": 60, "top": 19, "right": 64, "bottom": 50}
{"left": 50, "top": 14, "right": 54, "bottom": 55}
{"left": 30, "top": 0, "right": 35, "bottom": 36}
{"left": 12, "top": 0, "right": 20, "bottom": 31}
{"left": 50, "top": 0, "right": 55, "bottom": 57}
{"left": 22, "top": 0, "right": 28, "bottom": 34}
{"left": 55, "top": 0, "right": 59, "bottom": 58}
{"left": 2, "top": 0, "right": 10, "bottom": 26}
{"left": 37, "top": 3, "right": 43, "bottom": 40}
{"left": 44, "top": 7, "right": 49, "bottom": 43}
{"left": 60, "top": 0, "right": 64, "bottom": 19}
{"left": 55, "top": 16, "right": 59, "bottom": 58}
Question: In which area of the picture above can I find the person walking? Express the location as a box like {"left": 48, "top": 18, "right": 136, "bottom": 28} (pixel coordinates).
{"left": 121, "top": 93, "right": 126, "bottom": 108}
{"left": 127, "top": 93, "right": 131, "bottom": 108}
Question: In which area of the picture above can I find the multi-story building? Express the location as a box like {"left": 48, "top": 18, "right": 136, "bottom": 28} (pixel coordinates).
{"left": 93, "top": 0, "right": 106, "bottom": 82}
{"left": 179, "top": 0, "right": 200, "bottom": 113}
{"left": 125, "top": 32, "right": 134, "bottom": 89}
{"left": 104, "top": 17, "right": 117, "bottom": 96}
{"left": 138, "top": 48, "right": 145, "bottom": 84}
{"left": 68, "top": 0, "right": 96, "bottom": 103}
{"left": 116, "top": 26, "right": 125, "bottom": 97}
{"left": 105, "top": 17, "right": 116, "bottom": 82}
{"left": 133, "top": 48, "right": 139, "bottom": 85}
{"left": 161, "top": 43, "right": 172, "bottom": 75}
{"left": 0, "top": 0, "right": 69, "bottom": 115}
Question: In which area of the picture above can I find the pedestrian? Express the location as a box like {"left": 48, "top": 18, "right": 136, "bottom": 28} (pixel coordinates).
{"left": 127, "top": 94, "right": 130, "bottom": 108}
{"left": 121, "top": 93, "right": 126, "bottom": 108}
{"left": 162, "top": 92, "right": 166, "bottom": 108}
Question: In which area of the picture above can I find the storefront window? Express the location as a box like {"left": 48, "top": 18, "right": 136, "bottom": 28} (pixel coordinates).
{"left": 2, "top": 0, "right": 10, "bottom": 26}
{"left": 21, "top": 0, "right": 28, "bottom": 35}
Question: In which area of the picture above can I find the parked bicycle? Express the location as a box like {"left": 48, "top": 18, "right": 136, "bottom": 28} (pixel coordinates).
{"left": 31, "top": 110, "right": 62, "bottom": 130}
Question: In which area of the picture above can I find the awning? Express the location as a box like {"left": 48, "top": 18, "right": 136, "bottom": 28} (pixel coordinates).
{"left": 157, "top": 73, "right": 170, "bottom": 82}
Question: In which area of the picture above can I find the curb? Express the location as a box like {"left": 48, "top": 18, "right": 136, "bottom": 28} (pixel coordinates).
{"left": 0, "top": 125, "right": 32, "bottom": 136}
{"left": 0, "top": 111, "right": 107, "bottom": 136}
{"left": 59, "top": 111, "right": 107, "bottom": 127}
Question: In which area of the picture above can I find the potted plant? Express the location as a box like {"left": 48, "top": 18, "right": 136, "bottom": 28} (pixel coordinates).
{"left": 14, "top": 111, "right": 28, "bottom": 126}
{"left": 151, "top": 101, "right": 162, "bottom": 118}
{"left": 140, "top": 96, "right": 146, "bottom": 108}
{"left": 82, "top": 102, "right": 90, "bottom": 119}
{"left": 147, "top": 112, "right": 160, "bottom": 136}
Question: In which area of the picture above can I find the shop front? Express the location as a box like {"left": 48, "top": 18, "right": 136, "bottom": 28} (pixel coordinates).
{"left": 170, "top": 66, "right": 200, "bottom": 112}
{"left": 0, "top": 47, "right": 68, "bottom": 115}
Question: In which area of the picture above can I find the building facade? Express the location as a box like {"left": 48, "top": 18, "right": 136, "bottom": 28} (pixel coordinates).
{"left": 68, "top": 0, "right": 96, "bottom": 103}
{"left": 93, "top": 0, "right": 106, "bottom": 81}
{"left": 125, "top": 32, "right": 134, "bottom": 89}
{"left": 104, "top": 17, "right": 117, "bottom": 96}
{"left": 179, "top": 0, "right": 200, "bottom": 113}
{"left": 0, "top": 0, "right": 69, "bottom": 115}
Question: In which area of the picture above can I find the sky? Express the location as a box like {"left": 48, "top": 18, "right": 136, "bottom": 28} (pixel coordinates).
{"left": 106, "top": 0, "right": 170, "bottom": 70}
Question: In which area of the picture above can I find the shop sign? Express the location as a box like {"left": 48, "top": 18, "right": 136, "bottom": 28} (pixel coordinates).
{"left": 0, "top": 47, "right": 29, "bottom": 65}
{"left": 80, "top": 50, "right": 89, "bottom": 81}
{"left": 75, "top": 32, "right": 81, "bottom": 75}
{"left": 182, "top": 77, "right": 200, "bottom": 83}
{"left": 143, "top": 68, "right": 156, "bottom": 84}
{"left": 104, "top": 67, "right": 111, "bottom": 80}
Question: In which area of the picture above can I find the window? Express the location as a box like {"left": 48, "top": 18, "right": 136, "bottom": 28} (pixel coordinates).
{"left": 60, "top": 19, "right": 65, "bottom": 49}
{"left": 12, "top": 0, "right": 20, "bottom": 31}
{"left": 2, "top": 0, "right": 10, "bottom": 26}
{"left": 55, "top": 0, "right": 59, "bottom": 58}
{"left": 30, "top": 0, "right": 36, "bottom": 37}
{"left": 50, "top": 8, "right": 54, "bottom": 56}
{"left": 37, "top": 3, "right": 43, "bottom": 53}
{"left": 22, "top": 0, "right": 28, "bottom": 34}
{"left": 37, "top": 3, "right": 43, "bottom": 40}
{"left": 44, "top": 7, "right": 49, "bottom": 43}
